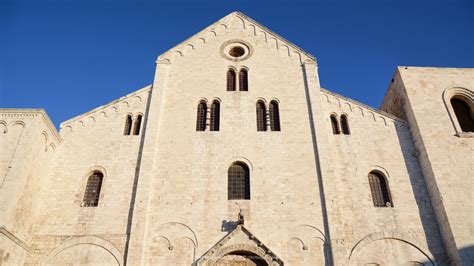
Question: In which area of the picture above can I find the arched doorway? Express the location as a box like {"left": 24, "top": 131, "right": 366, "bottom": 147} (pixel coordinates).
{"left": 216, "top": 251, "right": 268, "bottom": 266}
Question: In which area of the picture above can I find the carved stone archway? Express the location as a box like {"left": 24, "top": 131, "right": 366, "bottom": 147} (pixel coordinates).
{"left": 196, "top": 225, "right": 283, "bottom": 266}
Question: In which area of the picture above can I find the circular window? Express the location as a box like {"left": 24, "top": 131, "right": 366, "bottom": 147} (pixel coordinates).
{"left": 220, "top": 40, "right": 253, "bottom": 61}
{"left": 229, "top": 46, "right": 245, "bottom": 58}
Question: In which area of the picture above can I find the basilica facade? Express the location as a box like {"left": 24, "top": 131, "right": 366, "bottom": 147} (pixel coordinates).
{"left": 1, "top": 12, "right": 473, "bottom": 265}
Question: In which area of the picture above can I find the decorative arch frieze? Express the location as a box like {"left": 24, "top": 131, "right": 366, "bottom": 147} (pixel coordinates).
{"left": 40, "top": 236, "right": 122, "bottom": 265}
{"left": 348, "top": 231, "right": 435, "bottom": 264}
{"left": 156, "top": 12, "right": 316, "bottom": 65}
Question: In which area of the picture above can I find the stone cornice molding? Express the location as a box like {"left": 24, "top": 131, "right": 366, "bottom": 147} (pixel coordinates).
{"left": 0, "top": 108, "right": 62, "bottom": 143}
{"left": 320, "top": 88, "right": 408, "bottom": 125}
{"left": 60, "top": 84, "right": 151, "bottom": 128}
{"left": 157, "top": 11, "right": 316, "bottom": 65}
{"left": 0, "top": 226, "right": 30, "bottom": 252}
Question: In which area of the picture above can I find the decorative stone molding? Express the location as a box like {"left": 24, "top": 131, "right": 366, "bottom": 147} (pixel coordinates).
{"left": 157, "top": 12, "right": 316, "bottom": 65}
{"left": 348, "top": 231, "right": 435, "bottom": 264}
{"left": 40, "top": 235, "right": 122, "bottom": 265}
{"left": 320, "top": 88, "right": 407, "bottom": 127}
{"left": 196, "top": 225, "right": 283, "bottom": 266}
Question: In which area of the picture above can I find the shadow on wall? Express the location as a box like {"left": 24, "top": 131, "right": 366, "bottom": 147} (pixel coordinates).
{"left": 418, "top": 246, "right": 474, "bottom": 265}
{"left": 394, "top": 123, "right": 447, "bottom": 264}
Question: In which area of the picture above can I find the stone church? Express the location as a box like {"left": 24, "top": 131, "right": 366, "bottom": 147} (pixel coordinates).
{"left": 1, "top": 11, "right": 473, "bottom": 265}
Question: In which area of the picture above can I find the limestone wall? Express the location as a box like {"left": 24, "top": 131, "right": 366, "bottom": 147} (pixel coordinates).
{"left": 126, "top": 13, "right": 326, "bottom": 265}
{"left": 0, "top": 109, "right": 60, "bottom": 265}
{"left": 316, "top": 90, "right": 446, "bottom": 265}
{"left": 23, "top": 87, "right": 150, "bottom": 265}
{"left": 382, "top": 66, "right": 474, "bottom": 265}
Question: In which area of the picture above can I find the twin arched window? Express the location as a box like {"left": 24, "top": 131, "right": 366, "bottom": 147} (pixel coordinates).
{"left": 227, "top": 68, "right": 248, "bottom": 91}
{"left": 450, "top": 97, "right": 474, "bottom": 132}
{"left": 228, "top": 162, "right": 250, "bottom": 200}
{"left": 124, "top": 114, "right": 143, "bottom": 135}
{"left": 82, "top": 171, "right": 104, "bottom": 207}
{"left": 196, "top": 100, "right": 220, "bottom": 131}
{"left": 368, "top": 171, "right": 393, "bottom": 207}
{"left": 330, "top": 114, "right": 350, "bottom": 135}
{"left": 256, "top": 100, "right": 280, "bottom": 131}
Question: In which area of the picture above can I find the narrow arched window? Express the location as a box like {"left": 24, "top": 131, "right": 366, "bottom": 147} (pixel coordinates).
{"left": 239, "top": 69, "right": 248, "bottom": 91}
{"left": 82, "top": 171, "right": 104, "bottom": 207}
{"left": 256, "top": 101, "right": 267, "bottom": 131}
{"left": 196, "top": 101, "right": 207, "bottom": 131}
{"left": 227, "top": 69, "right": 236, "bottom": 91}
{"left": 269, "top": 101, "right": 281, "bottom": 131}
{"left": 228, "top": 162, "right": 250, "bottom": 200}
{"left": 124, "top": 115, "right": 132, "bottom": 135}
{"left": 340, "top": 114, "right": 350, "bottom": 135}
{"left": 330, "top": 115, "right": 340, "bottom": 134}
{"left": 133, "top": 114, "right": 142, "bottom": 135}
{"left": 210, "top": 101, "right": 220, "bottom": 131}
{"left": 368, "top": 171, "right": 393, "bottom": 207}
{"left": 451, "top": 97, "right": 474, "bottom": 132}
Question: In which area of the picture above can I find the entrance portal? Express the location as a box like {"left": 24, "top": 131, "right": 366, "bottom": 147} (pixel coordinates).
{"left": 216, "top": 251, "right": 268, "bottom": 266}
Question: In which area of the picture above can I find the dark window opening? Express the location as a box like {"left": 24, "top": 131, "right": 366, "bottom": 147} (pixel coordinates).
{"left": 256, "top": 101, "right": 267, "bottom": 131}
{"left": 330, "top": 115, "right": 340, "bottom": 134}
{"left": 227, "top": 69, "right": 236, "bottom": 91}
{"left": 451, "top": 97, "right": 474, "bottom": 132}
{"left": 340, "top": 115, "right": 350, "bottom": 135}
{"left": 229, "top": 46, "right": 245, "bottom": 57}
{"left": 368, "top": 171, "right": 393, "bottom": 207}
{"left": 210, "top": 101, "right": 220, "bottom": 131}
{"left": 228, "top": 162, "right": 250, "bottom": 200}
{"left": 196, "top": 102, "right": 207, "bottom": 131}
{"left": 82, "top": 171, "right": 103, "bottom": 207}
{"left": 124, "top": 115, "right": 132, "bottom": 135}
{"left": 133, "top": 114, "right": 142, "bottom": 135}
{"left": 269, "top": 101, "right": 281, "bottom": 131}
{"left": 239, "top": 69, "right": 248, "bottom": 91}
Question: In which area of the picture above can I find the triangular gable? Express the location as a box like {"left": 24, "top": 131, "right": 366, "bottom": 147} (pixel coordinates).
{"left": 157, "top": 11, "right": 316, "bottom": 65}
{"left": 196, "top": 225, "right": 283, "bottom": 265}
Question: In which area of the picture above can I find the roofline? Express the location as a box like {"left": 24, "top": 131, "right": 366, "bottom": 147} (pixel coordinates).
{"left": 234, "top": 11, "right": 316, "bottom": 61}
{"left": 156, "top": 11, "right": 316, "bottom": 62}
{"left": 0, "top": 108, "right": 62, "bottom": 142}
{"left": 60, "top": 84, "right": 152, "bottom": 127}
{"left": 320, "top": 87, "right": 407, "bottom": 123}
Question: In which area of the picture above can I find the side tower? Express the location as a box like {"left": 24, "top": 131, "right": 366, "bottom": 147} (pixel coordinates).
{"left": 382, "top": 66, "right": 474, "bottom": 265}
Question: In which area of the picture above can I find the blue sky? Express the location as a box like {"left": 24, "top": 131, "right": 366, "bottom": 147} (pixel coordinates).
{"left": 1, "top": 0, "right": 473, "bottom": 127}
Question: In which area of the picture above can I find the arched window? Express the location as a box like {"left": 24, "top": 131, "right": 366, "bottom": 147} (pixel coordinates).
{"left": 124, "top": 115, "right": 132, "bottom": 135}
{"left": 133, "top": 114, "right": 143, "bottom": 135}
{"left": 227, "top": 69, "right": 236, "bottom": 91}
{"left": 340, "top": 114, "right": 350, "bottom": 135}
{"left": 228, "top": 162, "right": 250, "bottom": 200}
{"left": 269, "top": 101, "right": 281, "bottom": 131}
{"left": 368, "top": 171, "right": 393, "bottom": 207}
{"left": 210, "top": 101, "right": 220, "bottom": 131}
{"left": 256, "top": 101, "right": 267, "bottom": 131}
{"left": 330, "top": 115, "right": 340, "bottom": 134}
{"left": 239, "top": 69, "right": 248, "bottom": 91}
{"left": 82, "top": 171, "right": 104, "bottom": 207}
{"left": 451, "top": 97, "right": 474, "bottom": 132}
{"left": 196, "top": 101, "right": 207, "bottom": 131}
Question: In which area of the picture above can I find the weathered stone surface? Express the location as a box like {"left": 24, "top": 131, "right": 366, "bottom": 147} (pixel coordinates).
{"left": 0, "top": 11, "right": 472, "bottom": 266}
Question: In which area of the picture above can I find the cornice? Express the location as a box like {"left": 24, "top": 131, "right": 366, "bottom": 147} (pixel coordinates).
{"left": 0, "top": 108, "right": 62, "bottom": 143}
